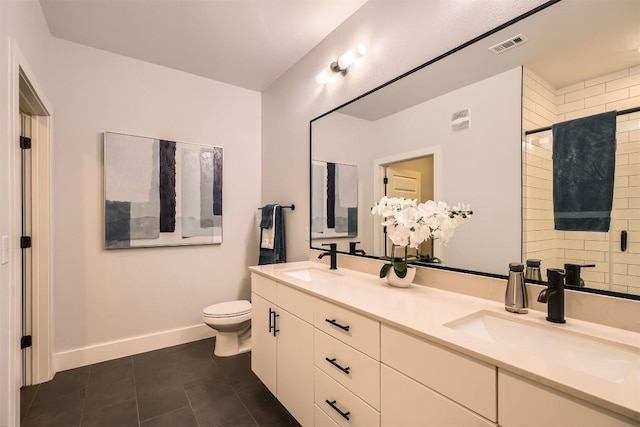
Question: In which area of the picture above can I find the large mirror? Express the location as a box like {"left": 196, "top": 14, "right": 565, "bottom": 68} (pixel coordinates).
{"left": 310, "top": 0, "right": 640, "bottom": 296}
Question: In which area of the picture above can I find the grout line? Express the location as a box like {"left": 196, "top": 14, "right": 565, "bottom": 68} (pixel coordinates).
{"left": 132, "top": 356, "right": 142, "bottom": 427}
{"left": 20, "top": 384, "right": 40, "bottom": 423}
{"left": 78, "top": 365, "right": 91, "bottom": 426}
{"left": 139, "top": 405, "right": 193, "bottom": 426}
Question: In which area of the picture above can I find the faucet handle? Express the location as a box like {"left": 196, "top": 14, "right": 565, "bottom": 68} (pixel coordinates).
{"left": 322, "top": 243, "right": 337, "bottom": 252}
{"left": 546, "top": 268, "right": 565, "bottom": 288}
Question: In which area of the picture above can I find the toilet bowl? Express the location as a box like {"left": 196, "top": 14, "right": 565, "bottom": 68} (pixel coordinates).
{"left": 202, "top": 300, "right": 252, "bottom": 357}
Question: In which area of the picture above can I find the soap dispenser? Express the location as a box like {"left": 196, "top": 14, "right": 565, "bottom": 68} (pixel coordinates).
{"left": 525, "top": 259, "right": 542, "bottom": 281}
{"left": 505, "top": 262, "right": 528, "bottom": 314}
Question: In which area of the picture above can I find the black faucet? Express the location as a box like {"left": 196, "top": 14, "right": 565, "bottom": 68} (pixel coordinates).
{"left": 537, "top": 268, "right": 566, "bottom": 323}
{"left": 564, "top": 263, "right": 595, "bottom": 287}
{"left": 319, "top": 243, "right": 338, "bottom": 270}
{"left": 349, "top": 242, "right": 366, "bottom": 256}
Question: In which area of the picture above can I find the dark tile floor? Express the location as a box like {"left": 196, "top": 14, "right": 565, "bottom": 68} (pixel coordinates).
{"left": 20, "top": 338, "right": 300, "bottom": 427}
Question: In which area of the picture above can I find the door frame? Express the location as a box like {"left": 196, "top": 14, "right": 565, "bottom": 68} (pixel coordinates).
{"left": 6, "top": 40, "right": 54, "bottom": 426}
{"left": 372, "top": 146, "right": 442, "bottom": 259}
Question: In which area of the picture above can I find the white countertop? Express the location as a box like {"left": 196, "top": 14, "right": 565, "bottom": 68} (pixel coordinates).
{"left": 249, "top": 261, "right": 640, "bottom": 421}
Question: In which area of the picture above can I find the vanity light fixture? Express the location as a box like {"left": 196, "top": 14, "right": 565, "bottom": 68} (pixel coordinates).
{"left": 316, "top": 43, "right": 367, "bottom": 84}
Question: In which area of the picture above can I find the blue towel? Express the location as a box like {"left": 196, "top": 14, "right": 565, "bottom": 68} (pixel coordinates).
{"left": 258, "top": 205, "right": 286, "bottom": 265}
{"left": 552, "top": 111, "right": 616, "bottom": 232}
{"left": 260, "top": 204, "right": 275, "bottom": 228}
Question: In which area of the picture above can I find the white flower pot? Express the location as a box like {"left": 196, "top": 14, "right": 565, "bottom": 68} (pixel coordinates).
{"left": 386, "top": 266, "right": 416, "bottom": 288}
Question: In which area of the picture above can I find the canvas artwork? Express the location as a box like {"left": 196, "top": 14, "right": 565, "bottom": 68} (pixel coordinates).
{"left": 104, "top": 132, "right": 223, "bottom": 248}
{"left": 311, "top": 160, "right": 358, "bottom": 239}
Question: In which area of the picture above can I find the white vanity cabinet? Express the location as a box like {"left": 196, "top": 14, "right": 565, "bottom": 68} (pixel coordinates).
{"left": 313, "top": 299, "right": 381, "bottom": 427}
{"left": 251, "top": 274, "right": 315, "bottom": 426}
{"left": 498, "top": 371, "right": 638, "bottom": 427}
{"left": 380, "top": 325, "right": 497, "bottom": 426}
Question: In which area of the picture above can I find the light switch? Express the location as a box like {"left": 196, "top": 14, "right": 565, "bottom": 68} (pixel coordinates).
{"left": 2, "top": 236, "right": 9, "bottom": 265}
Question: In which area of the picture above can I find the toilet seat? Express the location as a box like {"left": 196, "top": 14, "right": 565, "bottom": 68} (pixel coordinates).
{"left": 203, "top": 300, "right": 251, "bottom": 318}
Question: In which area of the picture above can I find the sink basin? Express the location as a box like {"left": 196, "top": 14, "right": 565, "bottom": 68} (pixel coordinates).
{"left": 282, "top": 267, "right": 342, "bottom": 282}
{"left": 445, "top": 311, "right": 640, "bottom": 383}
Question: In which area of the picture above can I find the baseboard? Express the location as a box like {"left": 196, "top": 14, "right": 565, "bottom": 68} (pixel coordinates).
{"left": 54, "top": 324, "right": 216, "bottom": 372}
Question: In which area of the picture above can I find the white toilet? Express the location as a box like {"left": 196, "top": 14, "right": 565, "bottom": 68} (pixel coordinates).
{"left": 202, "top": 299, "right": 252, "bottom": 357}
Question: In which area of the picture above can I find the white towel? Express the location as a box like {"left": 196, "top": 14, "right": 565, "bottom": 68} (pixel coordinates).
{"left": 260, "top": 206, "right": 278, "bottom": 249}
{"left": 338, "top": 164, "right": 358, "bottom": 208}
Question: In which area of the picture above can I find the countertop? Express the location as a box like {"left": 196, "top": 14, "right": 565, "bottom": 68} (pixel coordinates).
{"left": 249, "top": 261, "right": 640, "bottom": 421}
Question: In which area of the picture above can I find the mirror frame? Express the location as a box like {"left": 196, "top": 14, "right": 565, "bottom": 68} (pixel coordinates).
{"left": 309, "top": 0, "right": 640, "bottom": 301}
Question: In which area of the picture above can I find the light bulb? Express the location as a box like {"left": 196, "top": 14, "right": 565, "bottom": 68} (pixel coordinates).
{"left": 337, "top": 43, "right": 367, "bottom": 70}
{"left": 315, "top": 66, "right": 333, "bottom": 85}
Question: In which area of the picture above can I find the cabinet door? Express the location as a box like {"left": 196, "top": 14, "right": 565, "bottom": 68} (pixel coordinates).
{"left": 499, "top": 371, "right": 637, "bottom": 427}
{"left": 277, "top": 308, "right": 314, "bottom": 427}
{"left": 251, "top": 293, "right": 277, "bottom": 395}
{"left": 381, "top": 365, "right": 495, "bottom": 427}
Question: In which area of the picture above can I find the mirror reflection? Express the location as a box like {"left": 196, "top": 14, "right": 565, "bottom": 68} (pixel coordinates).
{"left": 310, "top": 0, "right": 639, "bottom": 295}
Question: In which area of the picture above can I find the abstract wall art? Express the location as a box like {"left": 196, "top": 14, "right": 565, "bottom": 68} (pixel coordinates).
{"left": 311, "top": 160, "right": 358, "bottom": 239}
{"left": 104, "top": 132, "right": 223, "bottom": 248}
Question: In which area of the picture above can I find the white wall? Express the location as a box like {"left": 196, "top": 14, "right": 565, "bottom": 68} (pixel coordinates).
{"left": 371, "top": 67, "right": 523, "bottom": 274}
{"left": 42, "top": 38, "right": 261, "bottom": 365}
{"left": 311, "top": 68, "right": 523, "bottom": 274}
{"left": 311, "top": 112, "right": 376, "bottom": 254}
{"left": 0, "top": 1, "right": 54, "bottom": 425}
{"left": 261, "top": 0, "right": 549, "bottom": 264}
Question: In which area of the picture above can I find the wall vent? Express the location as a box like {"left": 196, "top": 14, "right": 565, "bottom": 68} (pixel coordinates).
{"left": 488, "top": 34, "right": 528, "bottom": 54}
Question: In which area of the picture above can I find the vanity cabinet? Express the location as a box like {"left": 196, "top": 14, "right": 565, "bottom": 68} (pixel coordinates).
{"left": 380, "top": 325, "right": 497, "bottom": 426}
{"left": 251, "top": 274, "right": 314, "bottom": 426}
{"left": 498, "top": 371, "right": 638, "bottom": 427}
{"left": 250, "top": 268, "right": 638, "bottom": 426}
{"left": 313, "top": 299, "right": 381, "bottom": 426}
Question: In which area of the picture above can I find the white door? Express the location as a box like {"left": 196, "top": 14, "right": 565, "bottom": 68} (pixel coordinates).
{"left": 20, "top": 113, "right": 33, "bottom": 387}
{"left": 384, "top": 167, "right": 432, "bottom": 258}
{"left": 386, "top": 166, "right": 421, "bottom": 200}
{"left": 250, "top": 293, "right": 277, "bottom": 395}
{"left": 276, "top": 309, "right": 314, "bottom": 426}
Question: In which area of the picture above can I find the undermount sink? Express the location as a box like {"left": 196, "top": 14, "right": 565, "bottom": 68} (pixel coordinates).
{"left": 282, "top": 267, "right": 342, "bottom": 282}
{"left": 445, "top": 310, "right": 640, "bottom": 383}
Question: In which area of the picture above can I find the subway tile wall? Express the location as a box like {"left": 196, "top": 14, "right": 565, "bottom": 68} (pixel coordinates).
{"left": 523, "top": 66, "right": 640, "bottom": 295}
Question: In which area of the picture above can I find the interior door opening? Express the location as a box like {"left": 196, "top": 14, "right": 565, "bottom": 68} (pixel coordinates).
{"left": 382, "top": 155, "right": 436, "bottom": 261}
{"left": 18, "top": 67, "right": 53, "bottom": 388}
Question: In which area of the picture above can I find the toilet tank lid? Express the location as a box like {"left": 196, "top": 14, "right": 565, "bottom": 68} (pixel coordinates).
{"left": 203, "top": 300, "right": 251, "bottom": 317}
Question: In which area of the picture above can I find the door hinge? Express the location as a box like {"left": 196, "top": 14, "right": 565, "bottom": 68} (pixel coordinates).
{"left": 383, "top": 177, "right": 388, "bottom": 184}
{"left": 21, "top": 335, "right": 32, "bottom": 349}
{"left": 20, "top": 236, "right": 32, "bottom": 249}
{"left": 20, "top": 136, "right": 31, "bottom": 149}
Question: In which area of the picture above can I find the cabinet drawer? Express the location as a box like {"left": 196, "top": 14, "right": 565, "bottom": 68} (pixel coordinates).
{"left": 277, "top": 283, "right": 314, "bottom": 323}
{"left": 498, "top": 370, "right": 637, "bottom": 427}
{"left": 315, "top": 404, "right": 340, "bottom": 427}
{"left": 381, "top": 324, "right": 496, "bottom": 422}
{"left": 315, "top": 367, "right": 380, "bottom": 427}
{"left": 251, "top": 273, "right": 277, "bottom": 302}
{"left": 381, "top": 365, "right": 496, "bottom": 427}
{"left": 315, "top": 329, "right": 380, "bottom": 410}
{"left": 314, "top": 299, "right": 380, "bottom": 359}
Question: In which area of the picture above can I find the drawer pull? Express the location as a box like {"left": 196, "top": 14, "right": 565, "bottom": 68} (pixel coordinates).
{"left": 269, "top": 308, "right": 279, "bottom": 337}
{"left": 325, "top": 318, "right": 350, "bottom": 332}
{"left": 325, "top": 357, "right": 350, "bottom": 375}
{"left": 325, "top": 399, "right": 350, "bottom": 421}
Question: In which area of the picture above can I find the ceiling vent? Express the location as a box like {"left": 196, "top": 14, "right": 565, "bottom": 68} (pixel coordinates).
{"left": 488, "top": 34, "right": 529, "bottom": 54}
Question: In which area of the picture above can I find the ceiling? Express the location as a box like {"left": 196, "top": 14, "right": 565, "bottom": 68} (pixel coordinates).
{"left": 338, "top": 0, "right": 640, "bottom": 121}
{"left": 39, "top": 0, "right": 369, "bottom": 92}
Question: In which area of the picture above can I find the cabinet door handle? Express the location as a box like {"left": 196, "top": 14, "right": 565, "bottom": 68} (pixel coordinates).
{"left": 268, "top": 308, "right": 274, "bottom": 333}
{"left": 621, "top": 230, "right": 628, "bottom": 252}
{"left": 325, "top": 318, "right": 350, "bottom": 332}
{"left": 325, "top": 399, "right": 350, "bottom": 421}
{"left": 325, "top": 357, "right": 350, "bottom": 375}
{"left": 268, "top": 308, "right": 280, "bottom": 336}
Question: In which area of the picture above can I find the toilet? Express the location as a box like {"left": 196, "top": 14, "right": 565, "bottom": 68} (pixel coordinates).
{"left": 202, "top": 299, "right": 252, "bottom": 357}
